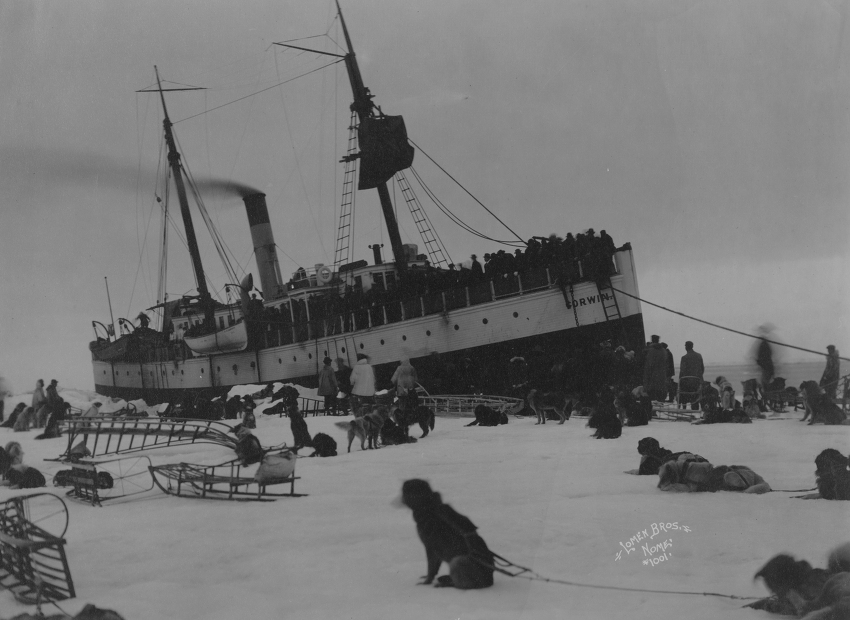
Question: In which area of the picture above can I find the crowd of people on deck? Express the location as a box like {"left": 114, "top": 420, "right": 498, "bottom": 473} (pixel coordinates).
{"left": 241, "top": 229, "right": 620, "bottom": 345}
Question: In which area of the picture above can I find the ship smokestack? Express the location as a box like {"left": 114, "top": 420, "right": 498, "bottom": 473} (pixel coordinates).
{"left": 243, "top": 193, "right": 284, "bottom": 300}
{"left": 370, "top": 243, "right": 384, "bottom": 265}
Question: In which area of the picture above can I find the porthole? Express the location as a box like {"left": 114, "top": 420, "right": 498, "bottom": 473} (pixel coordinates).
{"left": 454, "top": 325, "right": 459, "bottom": 331}
{"left": 308, "top": 354, "right": 312, "bottom": 360}
{"left": 426, "top": 330, "right": 431, "bottom": 336}
{"left": 359, "top": 343, "right": 365, "bottom": 349}
{"left": 513, "top": 312, "right": 519, "bottom": 318}
{"left": 341, "top": 347, "right": 346, "bottom": 353}
{"left": 103, "top": 370, "right": 107, "bottom": 375}
{"left": 232, "top": 365, "right": 238, "bottom": 374}
{"left": 278, "top": 358, "right": 282, "bottom": 364}
{"left": 380, "top": 339, "right": 385, "bottom": 345}
{"left": 293, "top": 356, "right": 297, "bottom": 362}
{"left": 324, "top": 351, "right": 328, "bottom": 357}
{"left": 251, "top": 361, "right": 256, "bottom": 369}
{"left": 482, "top": 318, "right": 488, "bottom": 325}
{"left": 217, "top": 366, "right": 221, "bottom": 372}
{"left": 171, "top": 370, "right": 175, "bottom": 376}
{"left": 402, "top": 335, "right": 407, "bottom": 341}
{"left": 200, "top": 368, "right": 204, "bottom": 374}
{"left": 181, "top": 370, "right": 184, "bottom": 375}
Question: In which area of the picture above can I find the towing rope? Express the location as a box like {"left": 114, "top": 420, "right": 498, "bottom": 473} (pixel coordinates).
{"left": 475, "top": 550, "right": 760, "bottom": 601}
{"left": 435, "top": 512, "right": 760, "bottom": 601}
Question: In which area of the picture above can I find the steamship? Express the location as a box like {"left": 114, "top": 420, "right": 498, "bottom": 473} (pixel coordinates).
{"left": 89, "top": 4, "right": 645, "bottom": 403}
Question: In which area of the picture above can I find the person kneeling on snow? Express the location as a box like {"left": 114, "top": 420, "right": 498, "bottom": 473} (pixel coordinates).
{"left": 657, "top": 454, "right": 770, "bottom": 493}
{"left": 397, "top": 479, "right": 495, "bottom": 589}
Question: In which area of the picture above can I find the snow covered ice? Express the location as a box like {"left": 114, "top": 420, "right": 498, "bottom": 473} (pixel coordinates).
{"left": 1, "top": 387, "right": 847, "bottom": 619}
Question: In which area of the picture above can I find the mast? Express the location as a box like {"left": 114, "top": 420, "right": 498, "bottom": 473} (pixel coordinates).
{"left": 152, "top": 66, "right": 214, "bottom": 324}
{"left": 336, "top": 2, "right": 407, "bottom": 271}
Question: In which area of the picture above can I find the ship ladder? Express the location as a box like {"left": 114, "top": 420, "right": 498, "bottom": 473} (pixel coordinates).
{"left": 394, "top": 170, "right": 450, "bottom": 268}
{"left": 334, "top": 110, "right": 359, "bottom": 270}
{"left": 595, "top": 277, "right": 628, "bottom": 344}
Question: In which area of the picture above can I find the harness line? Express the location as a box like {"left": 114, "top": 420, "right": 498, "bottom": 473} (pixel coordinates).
{"left": 435, "top": 509, "right": 760, "bottom": 601}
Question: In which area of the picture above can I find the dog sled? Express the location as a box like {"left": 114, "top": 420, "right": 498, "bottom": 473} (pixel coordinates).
{"left": 149, "top": 452, "right": 304, "bottom": 501}
{"left": 419, "top": 395, "right": 523, "bottom": 417}
{"left": 0, "top": 493, "right": 75, "bottom": 605}
{"left": 56, "top": 416, "right": 237, "bottom": 460}
{"left": 53, "top": 456, "right": 155, "bottom": 507}
{"left": 650, "top": 404, "right": 699, "bottom": 422}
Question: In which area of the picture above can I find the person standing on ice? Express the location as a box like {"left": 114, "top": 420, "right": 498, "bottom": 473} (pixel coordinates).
{"left": 679, "top": 341, "right": 704, "bottom": 410}
{"left": 821, "top": 345, "right": 840, "bottom": 401}
{"left": 642, "top": 335, "right": 667, "bottom": 402}
{"left": 391, "top": 358, "right": 419, "bottom": 413}
{"left": 31, "top": 379, "right": 46, "bottom": 427}
{"left": 396, "top": 479, "right": 495, "bottom": 589}
{"left": 349, "top": 354, "right": 375, "bottom": 410}
{"left": 316, "top": 357, "right": 339, "bottom": 415}
{"left": 754, "top": 324, "right": 775, "bottom": 389}
{"left": 661, "top": 342, "right": 675, "bottom": 402}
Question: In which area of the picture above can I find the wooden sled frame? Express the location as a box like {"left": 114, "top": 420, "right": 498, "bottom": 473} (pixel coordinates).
{"left": 149, "top": 459, "right": 305, "bottom": 502}
{"left": 0, "top": 493, "right": 75, "bottom": 605}
{"left": 57, "top": 416, "right": 237, "bottom": 460}
{"left": 60, "top": 456, "right": 155, "bottom": 507}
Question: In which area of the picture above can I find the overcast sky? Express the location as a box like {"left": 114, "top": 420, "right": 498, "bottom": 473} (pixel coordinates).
{"left": 0, "top": 0, "right": 847, "bottom": 394}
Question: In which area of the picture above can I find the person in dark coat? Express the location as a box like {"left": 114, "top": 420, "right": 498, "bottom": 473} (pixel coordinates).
{"left": 754, "top": 324, "right": 775, "bottom": 393}
{"left": 820, "top": 345, "right": 841, "bottom": 400}
{"left": 678, "top": 341, "right": 704, "bottom": 409}
{"left": 397, "top": 479, "right": 494, "bottom": 589}
{"left": 661, "top": 343, "right": 676, "bottom": 402}
{"left": 642, "top": 336, "right": 667, "bottom": 401}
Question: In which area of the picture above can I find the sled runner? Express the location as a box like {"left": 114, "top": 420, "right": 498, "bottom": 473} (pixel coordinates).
{"left": 149, "top": 454, "right": 305, "bottom": 501}
{"left": 55, "top": 456, "right": 155, "bottom": 506}
{"left": 57, "top": 416, "right": 237, "bottom": 460}
{"left": 651, "top": 405, "right": 698, "bottom": 421}
{"left": 419, "top": 395, "right": 522, "bottom": 417}
{"left": 0, "top": 493, "right": 75, "bottom": 605}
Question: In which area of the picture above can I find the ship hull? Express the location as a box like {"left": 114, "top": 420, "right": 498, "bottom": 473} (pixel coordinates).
{"left": 92, "top": 255, "right": 645, "bottom": 404}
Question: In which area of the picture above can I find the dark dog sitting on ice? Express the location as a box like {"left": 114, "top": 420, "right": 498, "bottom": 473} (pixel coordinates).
{"left": 587, "top": 388, "right": 621, "bottom": 439}
{"left": 381, "top": 418, "right": 418, "bottom": 446}
{"left": 747, "top": 542, "right": 850, "bottom": 618}
{"left": 465, "top": 404, "right": 508, "bottom": 427}
{"left": 397, "top": 479, "right": 494, "bottom": 589}
{"left": 310, "top": 433, "right": 337, "bottom": 457}
{"left": 797, "top": 449, "right": 850, "bottom": 500}
{"left": 392, "top": 404, "right": 436, "bottom": 438}
{"left": 287, "top": 403, "right": 313, "bottom": 452}
{"left": 800, "top": 381, "right": 848, "bottom": 425}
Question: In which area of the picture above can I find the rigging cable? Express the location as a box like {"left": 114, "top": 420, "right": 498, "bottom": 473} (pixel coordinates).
{"left": 173, "top": 59, "right": 345, "bottom": 125}
{"left": 609, "top": 285, "right": 850, "bottom": 364}
{"left": 409, "top": 166, "right": 523, "bottom": 247}
{"left": 408, "top": 138, "right": 527, "bottom": 246}
{"left": 273, "top": 47, "right": 329, "bottom": 263}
